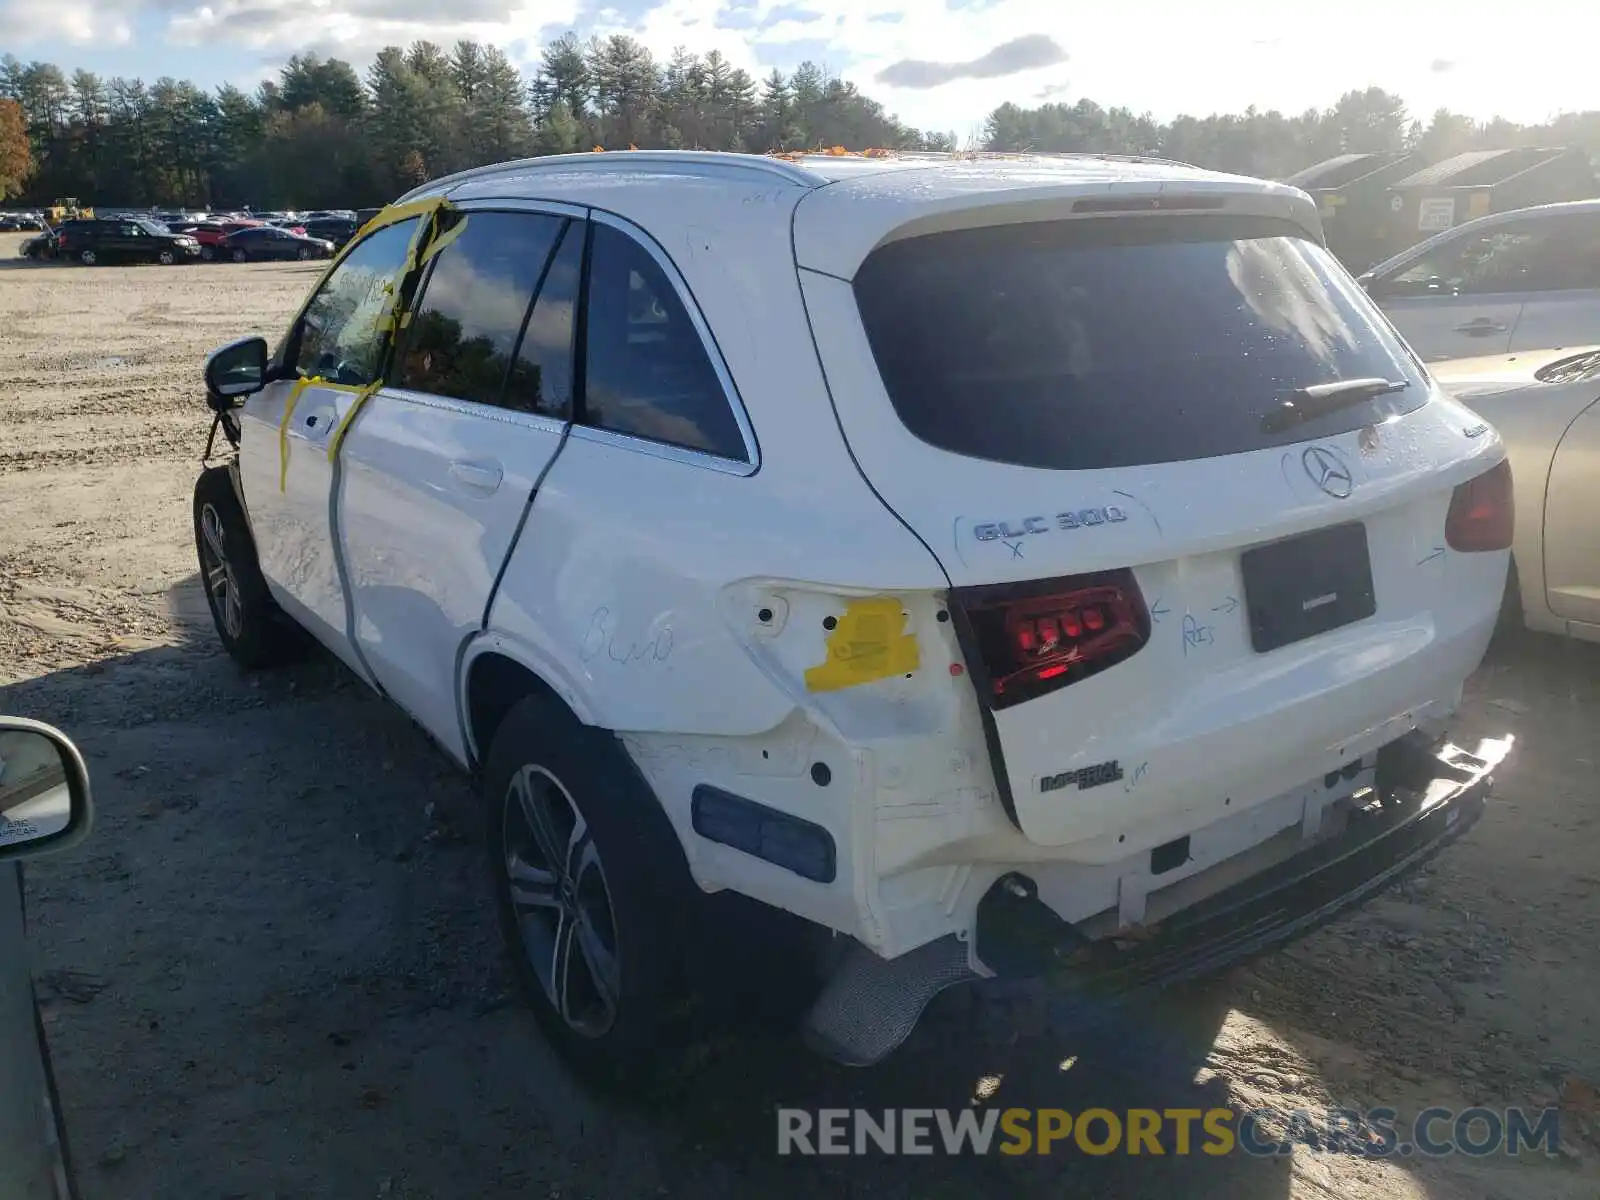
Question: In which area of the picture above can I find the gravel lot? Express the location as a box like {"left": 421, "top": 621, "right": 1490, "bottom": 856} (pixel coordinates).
{"left": 2, "top": 231, "right": 1598, "bottom": 1199}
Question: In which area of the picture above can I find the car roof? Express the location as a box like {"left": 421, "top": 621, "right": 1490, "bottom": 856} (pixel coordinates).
{"left": 399, "top": 149, "right": 1320, "bottom": 279}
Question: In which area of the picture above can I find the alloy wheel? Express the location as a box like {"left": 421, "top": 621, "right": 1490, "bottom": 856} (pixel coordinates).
{"left": 198, "top": 503, "right": 243, "bottom": 640}
{"left": 503, "top": 764, "right": 621, "bottom": 1038}
{"left": 79, "top": 250, "right": 95, "bottom": 266}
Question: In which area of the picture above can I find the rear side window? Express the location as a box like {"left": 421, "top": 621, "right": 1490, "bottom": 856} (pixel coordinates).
{"left": 854, "top": 215, "right": 1428, "bottom": 471}
{"left": 505, "top": 222, "right": 582, "bottom": 418}
{"left": 395, "top": 210, "right": 566, "bottom": 408}
{"left": 582, "top": 223, "right": 746, "bottom": 461}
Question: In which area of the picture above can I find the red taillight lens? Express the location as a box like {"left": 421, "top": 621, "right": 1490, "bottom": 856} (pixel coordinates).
{"left": 1445, "top": 458, "right": 1514, "bottom": 552}
{"left": 955, "top": 569, "right": 1150, "bottom": 710}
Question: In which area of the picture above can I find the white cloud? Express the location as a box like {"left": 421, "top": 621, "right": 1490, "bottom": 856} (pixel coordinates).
{"left": 0, "top": 0, "right": 131, "bottom": 43}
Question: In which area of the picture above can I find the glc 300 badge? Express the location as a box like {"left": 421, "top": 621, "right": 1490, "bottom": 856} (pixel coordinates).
{"left": 974, "top": 507, "right": 1128, "bottom": 541}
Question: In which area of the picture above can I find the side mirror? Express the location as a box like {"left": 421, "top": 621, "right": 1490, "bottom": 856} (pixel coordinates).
{"left": 0, "top": 718, "right": 92, "bottom": 862}
{"left": 205, "top": 336, "right": 269, "bottom": 402}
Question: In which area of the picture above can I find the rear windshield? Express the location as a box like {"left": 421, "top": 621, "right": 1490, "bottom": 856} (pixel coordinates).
{"left": 853, "top": 214, "right": 1429, "bottom": 470}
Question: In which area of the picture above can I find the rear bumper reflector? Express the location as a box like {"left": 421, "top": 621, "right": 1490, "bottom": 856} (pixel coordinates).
{"left": 691, "top": 785, "right": 837, "bottom": 884}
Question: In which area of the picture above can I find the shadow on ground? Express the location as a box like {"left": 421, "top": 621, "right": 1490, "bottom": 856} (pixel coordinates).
{"left": 9, "top": 596, "right": 1597, "bottom": 1197}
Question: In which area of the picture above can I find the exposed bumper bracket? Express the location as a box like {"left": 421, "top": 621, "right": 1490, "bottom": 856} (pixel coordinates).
{"left": 799, "top": 731, "right": 1509, "bottom": 1067}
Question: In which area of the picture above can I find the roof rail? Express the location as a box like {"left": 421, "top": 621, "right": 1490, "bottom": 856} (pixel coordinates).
{"left": 395, "top": 150, "right": 823, "bottom": 204}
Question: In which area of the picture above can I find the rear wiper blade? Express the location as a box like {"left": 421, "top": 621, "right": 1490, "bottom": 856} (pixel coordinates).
{"left": 1260, "top": 378, "right": 1409, "bottom": 434}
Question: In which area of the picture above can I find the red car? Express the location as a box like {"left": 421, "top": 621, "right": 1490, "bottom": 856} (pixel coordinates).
{"left": 177, "top": 221, "right": 265, "bottom": 261}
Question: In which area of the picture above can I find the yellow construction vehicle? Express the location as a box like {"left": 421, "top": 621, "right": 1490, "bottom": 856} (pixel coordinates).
{"left": 44, "top": 198, "right": 93, "bottom": 222}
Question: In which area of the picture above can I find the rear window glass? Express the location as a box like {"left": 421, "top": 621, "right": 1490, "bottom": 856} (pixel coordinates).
{"left": 853, "top": 215, "right": 1429, "bottom": 470}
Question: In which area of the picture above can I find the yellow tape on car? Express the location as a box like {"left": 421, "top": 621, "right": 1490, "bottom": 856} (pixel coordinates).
{"left": 278, "top": 374, "right": 323, "bottom": 492}
{"left": 803, "top": 597, "right": 920, "bottom": 693}
{"left": 325, "top": 378, "right": 386, "bottom": 463}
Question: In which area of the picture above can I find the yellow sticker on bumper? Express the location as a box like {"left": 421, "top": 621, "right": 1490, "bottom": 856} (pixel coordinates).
{"left": 803, "top": 597, "right": 920, "bottom": 693}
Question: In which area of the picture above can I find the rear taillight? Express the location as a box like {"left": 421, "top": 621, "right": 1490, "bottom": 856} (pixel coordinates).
{"left": 1445, "top": 458, "right": 1514, "bottom": 552}
{"left": 955, "top": 569, "right": 1150, "bottom": 711}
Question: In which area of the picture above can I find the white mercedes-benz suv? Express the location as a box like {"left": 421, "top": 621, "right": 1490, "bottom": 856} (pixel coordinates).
{"left": 192, "top": 150, "right": 1513, "bottom": 1082}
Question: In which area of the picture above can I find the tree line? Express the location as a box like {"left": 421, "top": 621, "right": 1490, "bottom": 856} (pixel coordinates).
{"left": 3, "top": 35, "right": 1600, "bottom": 209}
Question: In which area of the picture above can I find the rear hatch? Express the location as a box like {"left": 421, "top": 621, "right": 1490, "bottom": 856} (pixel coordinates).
{"left": 795, "top": 178, "right": 1509, "bottom": 850}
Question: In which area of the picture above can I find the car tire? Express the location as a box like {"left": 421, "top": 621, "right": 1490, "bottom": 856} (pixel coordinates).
{"left": 157, "top": 249, "right": 175, "bottom": 265}
{"left": 193, "top": 466, "right": 300, "bottom": 670}
{"left": 78, "top": 249, "right": 95, "bottom": 266}
{"left": 200, "top": 246, "right": 215, "bottom": 262}
{"left": 484, "top": 693, "right": 700, "bottom": 1091}
{"left": 232, "top": 248, "right": 247, "bottom": 263}
{"left": 296, "top": 246, "right": 311, "bottom": 261}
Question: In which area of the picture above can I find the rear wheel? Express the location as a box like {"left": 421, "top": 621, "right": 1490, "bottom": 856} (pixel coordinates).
{"left": 200, "top": 245, "right": 215, "bottom": 262}
{"left": 232, "top": 248, "right": 247, "bottom": 263}
{"left": 193, "top": 466, "right": 300, "bottom": 669}
{"left": 484, "top": 694, "right": 698, "bottom": 1091}
{"left": 78, "top": 249, "right": 96, "bottom": 266}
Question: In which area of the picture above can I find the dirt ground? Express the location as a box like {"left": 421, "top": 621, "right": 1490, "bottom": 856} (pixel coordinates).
{"left": 2, "top": 230, "right": 1598, "bottom": 1200}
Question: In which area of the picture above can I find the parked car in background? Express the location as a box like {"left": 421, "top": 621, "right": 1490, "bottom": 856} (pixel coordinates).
{"left": 1360, "top": 200, "right": 1600, "bottom": 361}
{"left": 1, "top": 716, "right": 94, "bottom": 1200}
{"left": 175, "top": 220, "right": 264, "bottom": 261}
{"left": 56, "top": 218, "right": 201, "bottom": 266}
{"left": 301, "top": 217, "right": 357, "bottom": 249}
{"left": 18, "top": 229, "right": 57, "bottom": 260}
{"left": 220, "top": 226, "right": 334, "bottom": 262}
{"left": 1433, "top": 345, "right": 1600, "bottom": 640}
{"left": 193, "top": 151, "right": 1512, "bottom": 1082}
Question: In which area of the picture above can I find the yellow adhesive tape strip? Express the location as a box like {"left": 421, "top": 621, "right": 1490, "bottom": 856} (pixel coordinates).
{"left": 277, "top": 375, "right": 323, "bottom": 493}
{"left": 325, "top": 378, "right": 385, "bottom": 464}
{"left": 803, "top": 597, "right": 920, "bottom": 693}
{"left": 417, "top": 214, "right": 467, "bottom": 267}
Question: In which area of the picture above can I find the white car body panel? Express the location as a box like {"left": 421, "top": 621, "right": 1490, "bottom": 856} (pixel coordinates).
{"left": 230, "top": 151, "right": 1510, "bottom": 963}
{"left": 239, "top": 377, "right": 374, "bottom": 682}
{"left": 1433, "top": 346, "right": 1600, "bottom": 639}
{"left": 337, "top": 388, "right": 566, "bottom": 762}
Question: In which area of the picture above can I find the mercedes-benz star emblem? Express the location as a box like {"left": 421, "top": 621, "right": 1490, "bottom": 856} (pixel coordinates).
{"left": 1303, "top": 446, "right": 1354, "bottom": 499}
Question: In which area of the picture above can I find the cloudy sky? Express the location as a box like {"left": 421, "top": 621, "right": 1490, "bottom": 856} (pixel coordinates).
{"left": 2, "top": 0, "right": 1593, "bottom": 140}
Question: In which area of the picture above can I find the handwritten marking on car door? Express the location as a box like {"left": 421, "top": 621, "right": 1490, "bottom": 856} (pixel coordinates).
{"left": 581, "top": 607, "right": 675, "bottom": 667}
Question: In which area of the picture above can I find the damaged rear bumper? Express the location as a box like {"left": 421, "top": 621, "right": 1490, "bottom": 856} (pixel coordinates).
{"left": 802, "top": 731, "right": 1510, "bottom": 1067}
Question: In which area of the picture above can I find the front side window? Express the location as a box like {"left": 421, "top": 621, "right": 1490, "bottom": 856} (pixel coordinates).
{"left": 581, "top": 223, "right": 746, "bottom": 460}
{"left": 394, "top": 211, "right": 565, "bottom": 408}
{"left": 1384, "top": 219, "right": 1568, "bottom": 297}
{"left": 292, "top": 218, "right": 419, "bottom": 388}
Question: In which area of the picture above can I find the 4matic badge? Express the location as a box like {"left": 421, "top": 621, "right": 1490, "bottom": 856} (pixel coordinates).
{"left": 974, "top": 507, "right": 1128, "bottom": 542}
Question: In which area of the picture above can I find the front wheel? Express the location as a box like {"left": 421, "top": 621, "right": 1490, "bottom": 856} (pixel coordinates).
{"left": 485, "top": 695, "right": 699, "bottom": 1091}
{"left": 296, "top": 246, "right": 311, "bottom": 261}
{"left": 157, "top": 249, "right": 175, "bottom": 266}
{"left": 193, "top": 467, "right": 300, "bottom": 669}
{"left": 200, "top": 245, "right": 215, "bottom": 262}
{"left": 232, "top": 248, "right": 247, "bottom": 263}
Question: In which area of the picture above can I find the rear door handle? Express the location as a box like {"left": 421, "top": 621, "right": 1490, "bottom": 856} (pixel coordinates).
{"left": 1454, "top": 319, "right": 1508, "bottom": 335}
{"left": 449, "top": 459, "right": 504, "bottom": 494}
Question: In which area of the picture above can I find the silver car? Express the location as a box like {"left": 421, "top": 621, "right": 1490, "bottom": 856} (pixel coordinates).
{"left": 0, "top": 718, "right": 94, "bottom": 1199}
{"left": 1432, "top": 345, "right": 1600, "bottom": 641}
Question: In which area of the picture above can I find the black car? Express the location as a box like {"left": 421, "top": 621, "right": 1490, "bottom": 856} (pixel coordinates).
{"left": 301, "top": 217, "right": 357, "bottom": 249}
{"left": 221, "top": 226, "right": 335, "bottom": 262}
{"left": 55, "top": 218, "right": 201, "bottom": 266}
